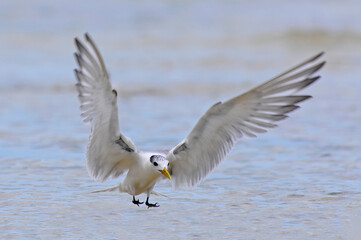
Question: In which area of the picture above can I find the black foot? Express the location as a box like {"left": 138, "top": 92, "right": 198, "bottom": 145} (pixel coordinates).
{"left": 145, "top": 197, "right": 159, "bottom": 208}
{"left": 132, "top": 196, "right": 144, "bottom": 206}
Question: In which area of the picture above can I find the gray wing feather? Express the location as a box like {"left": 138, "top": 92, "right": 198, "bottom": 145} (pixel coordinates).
{"left": 167, "top": 52, "right": 325, "bottom": 188}
{"left": 74, "top": 33, "right": 137, "bottom": 181}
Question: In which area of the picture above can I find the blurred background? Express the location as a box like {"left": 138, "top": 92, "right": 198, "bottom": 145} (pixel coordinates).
{"left": 0, "top": 1, "right": 360, "bottom": 239}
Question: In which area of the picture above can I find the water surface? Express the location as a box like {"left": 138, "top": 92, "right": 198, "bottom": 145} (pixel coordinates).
{"left": 1, "top": 1, "right": 361, "bottom": 239}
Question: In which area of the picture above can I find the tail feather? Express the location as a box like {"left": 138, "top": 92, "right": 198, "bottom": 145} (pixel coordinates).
{"left": 91, "top": 186, "right": 118, "bottom": 193}
{"left": 151, "top": 191, "right": 169, "bottom": 198}
{"left": 90, "top": 186, "right": 168, "bottom": 198}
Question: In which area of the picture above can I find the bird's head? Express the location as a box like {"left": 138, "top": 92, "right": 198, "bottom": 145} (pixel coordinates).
{"left": 150, "top": 155, "right": 171, "bottom": 180}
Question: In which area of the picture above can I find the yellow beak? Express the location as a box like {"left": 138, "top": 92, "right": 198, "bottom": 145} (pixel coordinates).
{"left": 159, "top": 167, "right": 171, "bottom": 180}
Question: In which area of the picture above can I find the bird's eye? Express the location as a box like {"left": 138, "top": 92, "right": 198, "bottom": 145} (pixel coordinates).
{"left": 153, "top": 162, "right": 158, "bottom": 166}
{"left": 168, "top": 163, "right": 170, "bottom": 166}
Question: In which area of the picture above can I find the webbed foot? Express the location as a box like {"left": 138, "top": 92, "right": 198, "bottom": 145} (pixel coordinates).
{"left": 145, "top": 197, "right": 159, "bottom": 208}
{"left": 132, "top": 196, "right": 144, "bottom": 206}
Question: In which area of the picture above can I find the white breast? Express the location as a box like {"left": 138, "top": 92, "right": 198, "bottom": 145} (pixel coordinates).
{"left": 122, "top": 152, "right": 163, "bottom": 195}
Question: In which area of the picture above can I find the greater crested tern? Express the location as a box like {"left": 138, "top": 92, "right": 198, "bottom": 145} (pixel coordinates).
{"left": 74, "top": 33, "right": 325, "bottom": 207}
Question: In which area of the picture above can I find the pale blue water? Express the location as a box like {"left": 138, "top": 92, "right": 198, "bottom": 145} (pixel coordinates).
{"left": 1, "top": 1, "right": 361, "bottom": 239}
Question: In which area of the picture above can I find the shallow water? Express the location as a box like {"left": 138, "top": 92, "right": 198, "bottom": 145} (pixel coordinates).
{"left": 1, "top": 1, "right": 361, "bottom": 239}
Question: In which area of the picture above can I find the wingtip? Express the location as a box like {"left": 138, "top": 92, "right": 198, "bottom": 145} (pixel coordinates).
{"left": 310, "top": 51, "right": 325, "bottom": 62}
{"left": 318, "top": 51, "right": 325, "bottom": 57}
{"left": 311, "top": 75, "right": 321, "bottom": 82}
{"left": 74, "top": 52, "right": 81, "bottom": 66}
{"left": 295, "top": 95, "right": 312, "bottom": 104}
{"left": 85, "top": 32, "right": 92, "bottom": 43}
{"left": 299, "top": 95, "right": 313, "bottom": 103}
{"left": 74, "top": 37, "right": 80, "bottom": 47}
{"left": 313, "top": 61, "right": 326, "bottom": 74}
{"left": 74, "top": 69, "right": 81, "bottom": 82}
{"left": 301, "top": 75, "right": 320, "bottom": 90}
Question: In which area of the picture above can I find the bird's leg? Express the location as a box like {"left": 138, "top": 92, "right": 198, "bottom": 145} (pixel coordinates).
{"left": 145, "top": 196, "right": 159, "bottom": 208}
{"left": 132, "top": 196, "right": 144, "bottom": 206}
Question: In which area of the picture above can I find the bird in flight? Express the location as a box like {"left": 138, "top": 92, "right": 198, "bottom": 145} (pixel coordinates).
{"left": 74, "top": 33, "right": 325, "bottom": 208}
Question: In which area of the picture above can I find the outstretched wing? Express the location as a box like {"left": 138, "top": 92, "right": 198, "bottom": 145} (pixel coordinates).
{"left": 167, "top": 52, "right": 325, "bottom": 188}
{"left": 74, "top": 33, "right": 138, "bottom": 182}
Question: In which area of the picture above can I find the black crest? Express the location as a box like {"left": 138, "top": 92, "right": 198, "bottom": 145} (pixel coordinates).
{"left": 150, "top": 155, "right": 166, "bottom": 163}
{"left": 150, "top": 155, "right": 160, "bottom": 163}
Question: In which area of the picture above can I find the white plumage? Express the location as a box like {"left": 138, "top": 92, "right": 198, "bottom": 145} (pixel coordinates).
{"left": 74, "top": 33, "right": 325, "bottom": 207}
